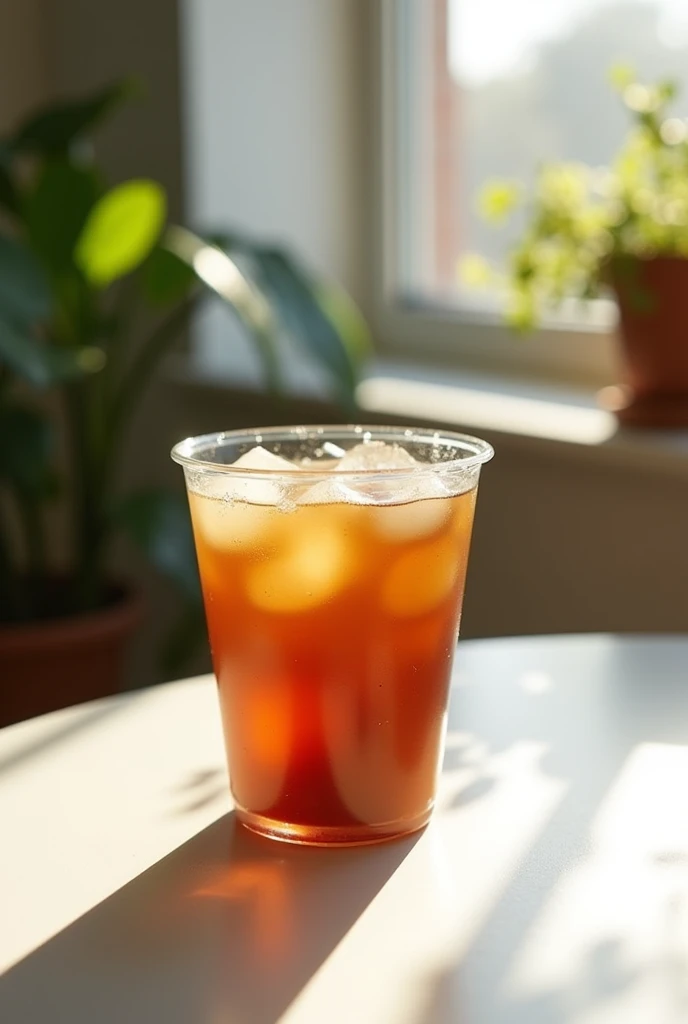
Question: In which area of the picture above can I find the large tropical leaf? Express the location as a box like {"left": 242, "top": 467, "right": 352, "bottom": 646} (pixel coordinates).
{"left": 10, "top": 79, "right": 137, "bottom": 155}
{"left": 0, "top": 234, "right": 52, "bottom": 326}
{"left": 75, "top": 179, "right": 166, "bottom": 288}
{"left": 312, "top": 277, "right": 371, "bottom": 370}
{"left": 160, "top": 226, "right": 369, "bottom": 403}
{"left": 162, "top": 226, "right": 281, "bottom": 386}
{"left": 250, "top": 249, "right": 362, "bottom": 406}
{"left": 203, "top": 231, "right": 367, "bottom": 406}
{"left": 0, "top": 314, "right": 103, "bottom": 387}
{"left": 163, "top": 227, "right": 270, "bottom": 323}
{"left": 116, "top": 488, "right": 201, "bottom": 604}
{"left": 24, "top": 160, "right": 101, "bottom": 277}
{"left": 142, "top": 243, "right": 196, "bottom": 307}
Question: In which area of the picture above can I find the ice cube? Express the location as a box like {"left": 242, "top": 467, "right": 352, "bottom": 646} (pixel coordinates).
{"left": 232, "top": 445, "right": 296, "bottom": 473}
{"left": 323, "top": 442, "right": 412, "bottom": 505}
{"left": 188, "top": 446, "right": 297, "bottom": 551}
{"left": 246, "top": 521, "right": 356, "bottom": 612}
{"left": 299, "top": 441, "right": 457, "bottom": 513}
{"left": 334, "top": 440, "right": 418, "bottom": 473}
{"left": 381, "top": 536, "right": 463, "bottom": 616}
{"left": 330, "top": 440, "right": 452, "bottom": 511}
{"left": 224, "top": 445, "right": 297, "bottom": 506}
{"left": 189, "top": 490, "right": 278, "bottom": 552}
{"left": 371, "top": 494, "right": 451, "bottom": 542}
{"left": 298, "top": 478, "right": 350, "bottom": 505}
{"left": 189, "top": 447, "right": 297, "bottom": 549}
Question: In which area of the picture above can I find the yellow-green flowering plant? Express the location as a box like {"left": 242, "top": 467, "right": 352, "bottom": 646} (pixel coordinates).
{"left": 464, "top": 68, "right": 688, "bottom": 330}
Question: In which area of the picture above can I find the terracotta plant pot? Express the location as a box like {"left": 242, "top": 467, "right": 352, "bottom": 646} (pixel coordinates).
{"left": 0, "top": 585, "right": 142, "bottom": 729}
{"left": 608, "top": 255, "right": 688, "bottom": 427}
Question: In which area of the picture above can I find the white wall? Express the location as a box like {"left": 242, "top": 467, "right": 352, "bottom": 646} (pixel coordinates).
{"left": 180, "top": 0, "right": 370, "bottom": 387}
{"left": 182, "top": 0, "right": 367, "bottom": 294}
{"left": 0, "top": 0, "right": 48, "bottom": 132}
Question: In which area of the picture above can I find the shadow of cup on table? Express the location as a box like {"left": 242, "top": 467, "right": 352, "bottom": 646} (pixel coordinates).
{"left": 0, "top": 813, "right": 420, "bottom": 1024}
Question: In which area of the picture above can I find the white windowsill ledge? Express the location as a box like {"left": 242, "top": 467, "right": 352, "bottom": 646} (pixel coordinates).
{"left": 357, "top": 367, "right": 615, "bottom": 446}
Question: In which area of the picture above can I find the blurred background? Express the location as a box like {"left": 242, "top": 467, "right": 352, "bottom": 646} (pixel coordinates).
{"left": 2, "top": 0, "right": 688, "bottom": 703}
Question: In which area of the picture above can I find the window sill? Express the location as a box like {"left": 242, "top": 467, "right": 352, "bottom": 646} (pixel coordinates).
{"left": 168, "top": 354, "right": 688, "bottom": 481}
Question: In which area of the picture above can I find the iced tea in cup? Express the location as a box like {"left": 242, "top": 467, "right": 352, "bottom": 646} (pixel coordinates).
{"left": 172, "top": 426, "right": 493, "bottom": 845}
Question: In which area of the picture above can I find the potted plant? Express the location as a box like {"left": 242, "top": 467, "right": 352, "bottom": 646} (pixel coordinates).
{"left": 467, "top": 68, "right": 688, "bottom": 427}
{"left": 0, "top": 81, "right": 368, "bottom": 727}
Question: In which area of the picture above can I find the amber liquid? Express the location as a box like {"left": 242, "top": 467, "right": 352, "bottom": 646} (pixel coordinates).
{"left": 189, "top": 486, "right": 477, "bottom": 845}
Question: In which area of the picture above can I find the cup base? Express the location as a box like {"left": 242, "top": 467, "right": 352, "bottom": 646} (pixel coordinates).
{"left": 235, "top": 806, "right": 432, "bottom": 847}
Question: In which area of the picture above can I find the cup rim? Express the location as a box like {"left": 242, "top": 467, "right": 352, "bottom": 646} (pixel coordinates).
{"left": 171, "top": 424, "right": 494, "bottom": 480}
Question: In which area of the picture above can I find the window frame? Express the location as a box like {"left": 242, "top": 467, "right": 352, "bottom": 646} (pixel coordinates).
{"left": 371, "top": 0, "right": 620, "bottom": 390}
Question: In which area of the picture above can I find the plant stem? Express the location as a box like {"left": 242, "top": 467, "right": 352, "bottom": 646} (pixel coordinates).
{"left": 8, "top": 490, "right": 48, "bottom": 620}
{"left": 17, "top": 493, "right": 47, "bottom": 579}
{"left": 106, "top": 295, "right": 196, "bottom": 459}
{"left": 250, "top": 322, "right": 282, "bottom": 394}
{"left": 104, "top": 275, "right": 140, "bottom": 400}
{"left": 64, "top": 383, "right": 106, "bottom": 610}
{"left": 0, "top": 497, "right": 24, "bottom": 621}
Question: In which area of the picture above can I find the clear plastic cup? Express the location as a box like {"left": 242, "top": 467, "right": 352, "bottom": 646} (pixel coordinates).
{"left": 172, "top": 425, "right": 493, "bottom": 845}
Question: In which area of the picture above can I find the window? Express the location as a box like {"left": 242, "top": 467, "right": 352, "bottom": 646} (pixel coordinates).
{"left": 377, "top": 0, "right": 688, "bottom": 386}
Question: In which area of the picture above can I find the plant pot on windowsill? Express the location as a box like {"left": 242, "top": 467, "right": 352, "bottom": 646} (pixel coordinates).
{"left": 598, "top": 255, "right": 688, "bottom": 428}
{"left": 468, "top": 71, "right": 688, "bottom": 430}
{"left": 0, "top": 582, "right": 142, "bottom": 729}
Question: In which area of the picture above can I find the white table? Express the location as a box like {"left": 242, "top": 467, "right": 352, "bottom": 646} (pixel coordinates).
{"left": 1, "top": 635, "right": 688, "bottom": 1024}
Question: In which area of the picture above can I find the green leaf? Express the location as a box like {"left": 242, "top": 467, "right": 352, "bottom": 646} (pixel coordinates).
{"left": 163, "top": 227, "right": 267, "bottom": 319}
{"left": 142, "top": 243, "right": 196, "bottom": 306}
{"left": 657, "top": 80, "right": 678, "bottom": 106}
{"left": 75, "top": 179, "right": 167, "bottom": 288}
{"left": 608, "top": 63, "right": 636, "bottom": 92}
{"left": 0, "top": 234, "right": 52, "bottom": 325}
{"left": 251, "top": 249, "right": 360, "bottom": 404}
{"left": 0, "top": 402, "right": 54, "bottom": 496}
{"left": 163, "top": 226, "right": 281, "bottom": 386}
{"left": 116, "top": 489, "right": 201, "bottom": 604}
{"left": 312, "top": 278, "right": 371, "bottom": 369}
{"left": 164, "top": 227, "right": 365, "bottom": 401}
{"left": 0, "top": 316, "right": 53, "bottom": 384}
{"left": 0, "top": 314, "right": 104, "bottom": 386}
{"left": 24, "top": 159, "right": 101, "bottom": 276}
{"left": 505, "top": 287, "right": 537, "bottom": 332}
{"left": 478, "top": 181, "right": 522, "bottom": 223}
{"left": 10, "top": 79, "right": 138, "bottom": 155}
